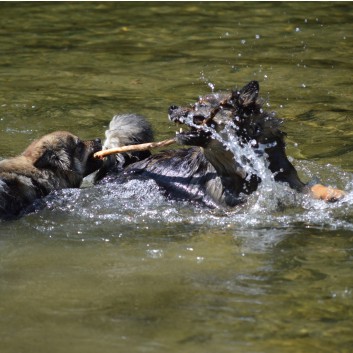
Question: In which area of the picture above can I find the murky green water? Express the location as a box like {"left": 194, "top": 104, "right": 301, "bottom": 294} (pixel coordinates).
{"left": 1, "top": 2, "right": 353, "bottom": 353}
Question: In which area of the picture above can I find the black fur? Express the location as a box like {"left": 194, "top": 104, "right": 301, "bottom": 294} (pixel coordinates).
{"left": 96, "top": 81, "right": 308, "bottom": 208}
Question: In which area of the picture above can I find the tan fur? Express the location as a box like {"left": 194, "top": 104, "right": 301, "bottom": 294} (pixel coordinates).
{"left": 0, "top": 131, "right": 102, "bottom": 220}
{"left": 310, "top": 184, "right": 345, "bottom": 202}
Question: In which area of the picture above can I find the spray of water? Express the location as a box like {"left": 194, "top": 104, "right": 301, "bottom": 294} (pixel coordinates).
{"left": 179, "top": 110, "right": 353, "bottom": 217}
{"left": 183, "top": 112, "right": 275, "bottom": 184}
{"left": 24, "top": 104, "right": 353, "bottom": 236}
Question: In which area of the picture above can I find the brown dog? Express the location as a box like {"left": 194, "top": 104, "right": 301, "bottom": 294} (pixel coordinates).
{"left": 0, "top": 131, "right": 102, "bottom": 220}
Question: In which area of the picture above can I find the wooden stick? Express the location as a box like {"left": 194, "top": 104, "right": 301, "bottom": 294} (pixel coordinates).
{"left": 94, "top": 138, "right": 176, "bottom": 159}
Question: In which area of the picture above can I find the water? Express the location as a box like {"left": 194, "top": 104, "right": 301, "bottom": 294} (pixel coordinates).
{"left": 1, "top": 2, "right": 353, "bottom": 353}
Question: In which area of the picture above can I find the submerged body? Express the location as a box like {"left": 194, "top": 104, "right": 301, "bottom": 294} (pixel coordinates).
{"left": 123, "top": 147, "right": 238, "bottom": 208}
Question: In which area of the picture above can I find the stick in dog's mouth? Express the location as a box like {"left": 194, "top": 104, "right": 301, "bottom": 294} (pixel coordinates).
{"left": 93, "top": 138, "right": 177, "bottom": 159}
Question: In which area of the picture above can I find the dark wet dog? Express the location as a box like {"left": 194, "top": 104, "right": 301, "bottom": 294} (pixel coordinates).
{"left": 95, "top": 81, "right": 345, "bottom": 207}
{"left": 0, "top": 131, "right": 102, "bottom": 220}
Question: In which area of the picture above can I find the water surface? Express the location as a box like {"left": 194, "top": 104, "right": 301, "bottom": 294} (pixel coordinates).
{"left": 0, "top": 2, "right": 353, "bottom": 353}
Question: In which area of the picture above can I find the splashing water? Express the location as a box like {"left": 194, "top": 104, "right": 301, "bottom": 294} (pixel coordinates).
{"left": 207, "top": 82, "right": 215, "bottom": 92}
{"left": 183, "top": 112, "right": 275, "bottom": 184}
{"left": 199, "top": 72, "right": 216, "bottom": 93}
{"left": 176, "top": 112, "right": 353, "bottom": 225}
{"left": 20, "top": 116, "right": 353, "bottom": 239}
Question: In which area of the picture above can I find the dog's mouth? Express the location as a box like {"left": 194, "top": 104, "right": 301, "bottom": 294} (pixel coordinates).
{"left": 85, "top": 138, "right": 102, "bottom": 159}
{"left": 91, "top": 138, "right": 102, "bottom": 155}
{"left": 168, "top": 105, "right": 214, "bottom": 147}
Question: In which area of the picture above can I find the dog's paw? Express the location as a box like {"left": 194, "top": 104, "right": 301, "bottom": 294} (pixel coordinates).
{"left": 310, "top": 184, "right": 346, "bottom": 202}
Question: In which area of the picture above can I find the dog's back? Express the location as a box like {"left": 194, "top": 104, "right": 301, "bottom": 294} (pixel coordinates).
{"left": 0, "top": 171, "right": 43, "bottom": 219}
{"left": 121, "top": 147, "right": 248, "bottom": 207}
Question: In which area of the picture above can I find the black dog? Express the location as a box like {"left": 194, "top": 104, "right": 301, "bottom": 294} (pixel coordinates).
{"left": 95, "top": 81, "right": 344, "bottom": 207}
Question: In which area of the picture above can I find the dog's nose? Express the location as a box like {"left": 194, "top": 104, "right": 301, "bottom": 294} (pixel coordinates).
{"left": 94, "top": 138, "right": 101, "bottom": 144}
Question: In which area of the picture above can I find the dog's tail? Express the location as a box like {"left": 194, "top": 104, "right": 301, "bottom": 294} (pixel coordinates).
{"left": 93, "top": 114, "right": 154, "bottom": 183}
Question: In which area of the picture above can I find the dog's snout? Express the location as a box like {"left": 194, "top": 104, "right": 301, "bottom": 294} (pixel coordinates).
{"left": 94, "top": 138, "right": 101, "bottom": 144}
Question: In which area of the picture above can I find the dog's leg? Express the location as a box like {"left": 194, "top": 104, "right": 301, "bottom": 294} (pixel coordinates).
{"left": 310, "top": 184, "right": 345, "bottom": 202}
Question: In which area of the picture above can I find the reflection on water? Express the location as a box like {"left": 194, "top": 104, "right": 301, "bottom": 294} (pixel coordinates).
{"left": 0, "top": 2, "right": 353, "bottom": 353}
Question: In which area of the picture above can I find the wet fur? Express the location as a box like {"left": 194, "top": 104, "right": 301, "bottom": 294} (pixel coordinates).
{"left": 0, "top": 131, "right": 102, "bottom": 219}
{"left": 96, "top": 81, "right": 342, "bottom": 207}
{"left": 93, "top": 114, "right": 154, "bottom": 182}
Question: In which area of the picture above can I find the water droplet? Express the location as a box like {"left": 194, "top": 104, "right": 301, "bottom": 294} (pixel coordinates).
{"left": 208, "top": 82, "right": 215, "bottom": 92}
{"left": 147, "top": 249, "right": 164, "bottom": 259}
{"left": 196, "top": 256, "right": 204, "bottom": 263}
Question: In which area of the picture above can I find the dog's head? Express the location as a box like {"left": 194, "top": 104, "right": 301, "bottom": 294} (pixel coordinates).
{"left": 168, "top": 81, "right": 287, "bottom": 179}
{"left": 22, "top": 131, "right": 102, "bottom": 185}
{"left": 169, "top": 81, "right": 284, "bottom": 149}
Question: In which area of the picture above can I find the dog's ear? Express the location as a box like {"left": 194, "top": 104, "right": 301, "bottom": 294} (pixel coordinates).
{"left": 238, "top": 81, "right": 259, "bottom": 106}
{"left": 34, "top": 148, "right": 71, "bottom": 171}
{"left": 232, "top": 81, "right": 260, "bottom": 107}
